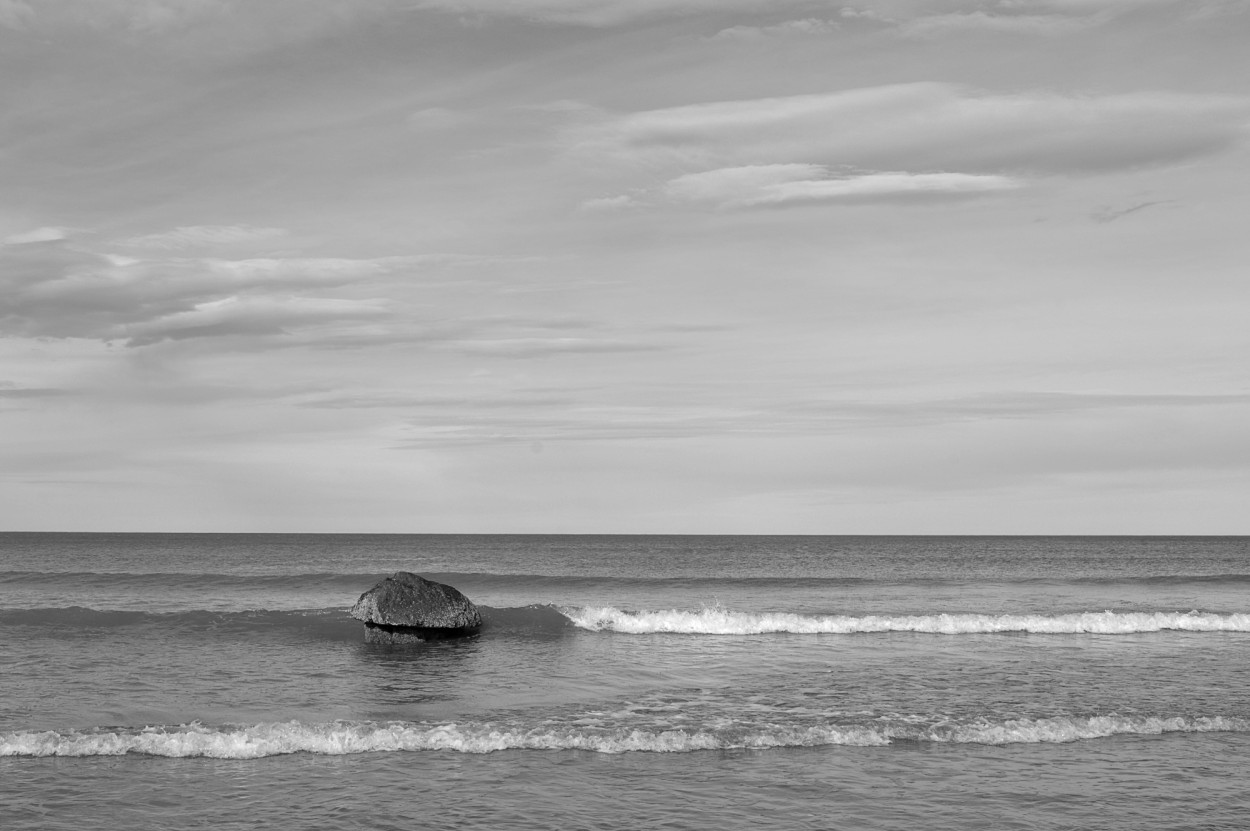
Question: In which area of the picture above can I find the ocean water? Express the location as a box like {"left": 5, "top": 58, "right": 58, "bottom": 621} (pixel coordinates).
{"left": 2, "top": 534, "right": 1249, "bottom": 830}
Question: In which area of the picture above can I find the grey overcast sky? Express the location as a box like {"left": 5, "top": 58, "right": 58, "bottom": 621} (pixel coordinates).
{"left": 2, "top": 0, "right": 1248, "bottom": 533}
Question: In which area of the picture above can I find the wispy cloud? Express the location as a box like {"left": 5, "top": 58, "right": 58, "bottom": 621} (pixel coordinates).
{"left": 708, "top": 18, "right": 839, "bottom": 41}
{"left": 0, "top": 382, "right": 72, "bottom": 399}
{"left": 572, "top": 83, "right": 1250, "bottom": 176}
{"left": 0, "top": 0, "right": 35, "bottom": 29}
{"left": 405, "top": 107, "right": 471, "bottom": 132}
{"left": 381, "top": 389, "right": 1250, "bottom": 449}
{"left": 568, "top": 83, "right": 1245, "bottom": 212}
{"left": 0, "top": 237, "right": 668, "bottom": 354}
{"left": 0, "top": 238, "right": 428, "bottom": 345}
{"left": 122, "top": 295, "right": 390, "bottom": 346}
{"left": 1001, "top": 0, "right": 1218, "bottom": 11}
{"left": 0, "top": 0, "right": 235, "bottom": 33}
{"left": 3, "top": 226, "right": 69, "bottom": 245}
{"left": 841, "top": 0, "right": 1205, "bottom": 37}
{"left": 1091, "top": 200, "right": 1175, "bottom": 223}
{"left": 404, "top": 0, "right": 1245, "bottom": 28}
{"left": 300, "top": 391, "right": 576, "bottom": 410}
{"left": 661, "top": 164, "right": 1019, "bottom": 209}
{"left": 0, "top": 1, "right": 415, "bottom": 63}
{"left": 410, "top": 0, "right": 797, "bottom": 27}
{"left": 898, "top": 11, "right": 1100, "bottom": 38}
{"left": 579, "top": 193, "right": 643, "bottom": 212}
{"left": 445, "top": 336, "right": 666, "bottom": 357}
{"left": 117, "top": 225, "right": 287, "bottom": 250}
{"left": 795, "top": 391, "right": 1250, "bottom": 426}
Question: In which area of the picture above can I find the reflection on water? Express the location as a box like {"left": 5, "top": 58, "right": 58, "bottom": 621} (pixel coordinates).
{"left": 353, "top": 637, "right": 483, "bottom": 708}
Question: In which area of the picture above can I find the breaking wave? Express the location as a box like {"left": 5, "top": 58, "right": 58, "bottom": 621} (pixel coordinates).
{"left": 4, "top": 715, "right": 1245, "bottom": 759}
{"left": 5, "top": 605, "right": 1249, "bottom": 639}
{"left": 562, "top": 607, "right": 1250, "bottom": 635}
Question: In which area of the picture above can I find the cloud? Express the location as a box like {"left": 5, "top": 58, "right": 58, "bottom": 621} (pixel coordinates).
{"left": 898, "top": 11, "right": 1099, "bottom": 37}
{"left": 3, "top": 226, "right": 68, "bottom": 245}
{"left": 380, "top": 389, "right": 1250, "bottom": 450}
{"left": 0, "top": 238, "right": 624, "bottom": 351}
{"left": 301, "top": 391, "right": 575, "bottom": 410}
{"left": 838, "top": 6, "right": 893, "bottom": 23}
{"left": 123, "top": 295, "right": 390, "bottom": 346}
{"left": 395, "top": 399, "right": 757, "bottom": 446}
{"left": 1184, "top": 0, "right": 1250, "bottom": 19}
{"left": 1091, "top": 200, "right": 1174, "bottom": 223}
{"left": 993, "top": 0, "right": 1250, "bottom": 23}
{"left": 821, "top": 0, "right": 1250, "bottom": 52}
{"left": 445, "top": 337, "right": 666, "bottom": 357}
{"left": 406, "top": 0, "right": 1241, "bottom": 28}
{"left": 199, "top": 256, "right": 414, "bottom": 286}
{"left": 708, "top": 18, "right": 839, "bottom": 41}
{"left": 0, "top": 239, "right": 420, "bottom": 345}
{"left": 663, "top": 163, "right": 823, "bottom": 202}
{"left": 5, "top": 0, "right": 1239, "bottom": 38}
{"left": 804, "top": 391, "right": 1250, "bottom": 426}
{"left": 381, "top": 314, "right": 672, "bottom": 357}
{"left": 116, "top": 225, "right": 287, "bottom": 250}
{"left": 0, "top": 1, "right": 415, "bottom": 61}
{"left": 0, "top": 382, "right": 71, "bottom": 399}
{"left": 0, "top": 0, "right": 231, "bottom": 32}
{"left": 842, "top": 0, "right": 1235, "bottom": 35}
{"left": 405, "top": 107, "right": 470, "bottom": 132}
{"left": 423, "top": 0, "right": 1218, "bottom": 30}
{"left": 573, "top": 83, "right": 1250, "bottom": 176}
{"left": 570, "top": 83, "right": 1244, "bottom": 211}
{"left": 661, "top": 164, "right": 1019, "bottom": 208}
{"left": 409, "top": 0, "right": 797, "bottom": 27}
{"left": 0, "top": 0, "right": 34, "bottom": 28}
{"left": 579, "top": 193, "right": 642, "bottom": 212}
{"left": 1001, "top": 0, "right": 1196, "bottom": 10}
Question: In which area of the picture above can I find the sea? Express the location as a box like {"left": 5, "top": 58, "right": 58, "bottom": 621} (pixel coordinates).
{"left": 2, "top": 534, "right": 1248, "bottom": 830}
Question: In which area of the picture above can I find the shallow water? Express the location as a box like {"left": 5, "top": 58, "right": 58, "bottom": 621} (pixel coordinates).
{"left": 7, "top": 735, "right": 1250, "bottom": 831}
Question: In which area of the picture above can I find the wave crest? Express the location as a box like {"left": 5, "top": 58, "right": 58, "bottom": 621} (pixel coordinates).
{"left": 561, "top": 607, "right": 1250, "bottom": 635}
{"left": 4, "top": 715, "right": 1245, "bottom": 758}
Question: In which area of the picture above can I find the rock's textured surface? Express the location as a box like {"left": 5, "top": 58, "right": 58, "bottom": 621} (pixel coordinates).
{"left": 350, "top": 572, "right": 482, "bottom": 643}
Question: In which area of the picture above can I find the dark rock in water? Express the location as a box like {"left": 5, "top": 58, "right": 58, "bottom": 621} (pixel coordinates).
{"left": 350, "top": 572, "right": 482, "bottom": 643}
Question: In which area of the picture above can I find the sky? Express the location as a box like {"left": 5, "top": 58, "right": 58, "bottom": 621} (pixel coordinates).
{"left": 1, "top": 0, "right": 1248, "bottom": 533}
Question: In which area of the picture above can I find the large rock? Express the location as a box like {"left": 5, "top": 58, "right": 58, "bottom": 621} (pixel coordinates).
{"left": 350, "top": 572, "right": 482, "bottom": 644}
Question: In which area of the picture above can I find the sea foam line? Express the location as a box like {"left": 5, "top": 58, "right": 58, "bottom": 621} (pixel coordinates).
{"left": 3, "top": 715, "right": 1246, "bottom": 758}
{"left": 560, "top": 607, "right": 1250, "bottom": 635}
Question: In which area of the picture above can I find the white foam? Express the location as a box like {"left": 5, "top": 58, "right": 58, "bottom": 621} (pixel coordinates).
{"left": 560, "top": 607, "right": 1250, "bottom": 635}
{"left": 0, "top": 721, "right": 882, "bottom": 758}
{"left": 892, "top": 715, "right": 1245, "bottom": 745}
{"left": 2, "top": 715, "right": 1245, "bottom": 758}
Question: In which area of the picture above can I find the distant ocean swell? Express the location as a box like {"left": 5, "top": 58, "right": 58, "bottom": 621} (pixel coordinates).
{"left": 5, "top": 715, "right": 1246, "bottom": 758}
{"left": 6, "top": 570, "right": 1250, "bottom": 591}
{"left": 0, "top": 605, "right": 571, "bottom": 638}
{"left": 4, "top": 606, "right": 1250, "bottom": 637}
{"left": 0, "top": 607, "right": 367, "bottom": 643}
